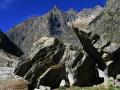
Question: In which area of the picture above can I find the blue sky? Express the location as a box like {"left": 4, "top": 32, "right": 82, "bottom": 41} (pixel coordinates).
{"left": 0, "top": 0, "right": 106, "bottom": 32}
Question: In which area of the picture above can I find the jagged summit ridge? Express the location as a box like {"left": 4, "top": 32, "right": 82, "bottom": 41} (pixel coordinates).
{"left": 7, "top": 5, "right": 103, "bottom": 55}
{"left": 51, "top": 5, "right": 62, "bottom": 12}
{"left": 7, "top": 6, "right": 80, "bottom": 55}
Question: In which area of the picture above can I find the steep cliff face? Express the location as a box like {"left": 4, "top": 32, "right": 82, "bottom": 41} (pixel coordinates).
{"left": 7, "top": 7, "right": 80, "bottom": 55}
{"left": 7, "top": 6, "right": 102, "bottom": 55}
{"left": 87, "top": 0, "right": 120, "bottom": 44}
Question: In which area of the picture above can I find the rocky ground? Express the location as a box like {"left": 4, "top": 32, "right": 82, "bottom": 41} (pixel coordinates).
{"left": 0, "top": 67, "right": 14, "bottom": 79}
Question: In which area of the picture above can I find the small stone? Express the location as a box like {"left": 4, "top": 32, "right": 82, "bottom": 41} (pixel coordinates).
{"left": 107, "top": 77, "right": 115, "bottom": 86}
{"left": 39, "top": 85, "right": 51, "bottom": 90}
{"left": 116, "top": 74, "right": 120, "bottom": 80}
{"left": 60, "top": 79, "right": 66, "bottom": 87}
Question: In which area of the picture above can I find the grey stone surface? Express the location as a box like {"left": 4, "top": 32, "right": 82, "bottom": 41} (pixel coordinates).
{"left": 87, "top": 0, "right": 120, "bottom": 44}
{"left": 14, "top": 36, "right": 106, "bottom": 89}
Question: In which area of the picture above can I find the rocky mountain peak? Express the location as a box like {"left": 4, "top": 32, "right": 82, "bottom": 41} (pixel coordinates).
{"left": 67, "top": 8, "right": 77, "bottom": 15}
{"left": 7, "top": 6, "right": 81, "bottom": 55}
{"left": 7, "top": 5, "right": 104, "bottom": 55}
{"left": 50, "top": 5, "right": 63, "bottom": 15}
{"left": 95, "top": 5, "right": 103, "bottom": 10}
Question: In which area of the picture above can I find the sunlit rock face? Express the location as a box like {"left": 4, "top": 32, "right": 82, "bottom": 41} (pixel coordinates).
{"left": 68, "top": 5, "right": 103, "bottom": 29}
{"left": 7, "top": 6, "right": 80, "bottom": 55}
{"left": 87, "top": 0, "right": 120, "bottom": 44}
{"left": 7, "top": 6, "right": 102, "bottom": 55}
{"left": 14, "top": 37, "right": 104, "bottom": 89}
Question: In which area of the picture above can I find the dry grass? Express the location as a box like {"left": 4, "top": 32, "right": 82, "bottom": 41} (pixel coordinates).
{"left": 0, "top": 79, "right": 29, "bottom": 90}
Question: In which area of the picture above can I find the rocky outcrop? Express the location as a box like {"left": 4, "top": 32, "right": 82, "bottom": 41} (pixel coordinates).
{"left": 73, "top": 28, "right": 107, "bottom": 71}
{"left": 77, "top": 29, "right": 120, "bottom": 80}
{"left": 14, "top": 34, "right": 110, "bottom": 89}
{"left": 0, "top": 50, "right": 18, "bottom": 67}
{"left": 86, "top": 0, "right": 120, "bottom": 80}
{"left": 68, "top": 5, "right": 102, "bottom": 29}
{"left": 13, "top": 27, "right": 120, "bottom": 89}
{"left": 0, "top": 30, "right": 25, "bottom": 89}
{"left": 0, "top": 30, "right": 23, "bottom": 67}
{"left": 87, "top": 0, "right": 120, "bottom": 44}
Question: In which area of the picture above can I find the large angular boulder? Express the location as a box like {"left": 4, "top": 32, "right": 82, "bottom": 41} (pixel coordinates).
{"left": 72, "top": 28, "right": 107, "bottom": 71}
{"left": 14, "top": 37, "right": 104, "bottom": 89}
{"left": 72, "top": 28, "right": 120, "bottom": 81}
{"left": 108, "top": 48, "right": 120, "bottom": 78}
{"left": 36, "top": 65, "right": 66, "bottom": 88}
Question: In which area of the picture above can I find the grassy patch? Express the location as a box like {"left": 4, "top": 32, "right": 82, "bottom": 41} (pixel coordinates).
{"left": 55, "top": 85, "right": 120, "bottom": 90}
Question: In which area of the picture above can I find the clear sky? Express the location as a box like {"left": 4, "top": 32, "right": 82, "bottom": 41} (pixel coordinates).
{"left": 0, "top": 0, "right": 106, "bottom": 32}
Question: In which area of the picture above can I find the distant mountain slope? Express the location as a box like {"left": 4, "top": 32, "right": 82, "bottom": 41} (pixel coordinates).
{"left": 7, "top": 6, "right": 80, "bottom": 55}
{"left": 87, "top": 0, "right": 120, "bottom": 44}
{"left": 68, "top": 5, "right": 102, "bottom": 29}
{"left": 7, "top": 6, "right": 102, "bottom": 55}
